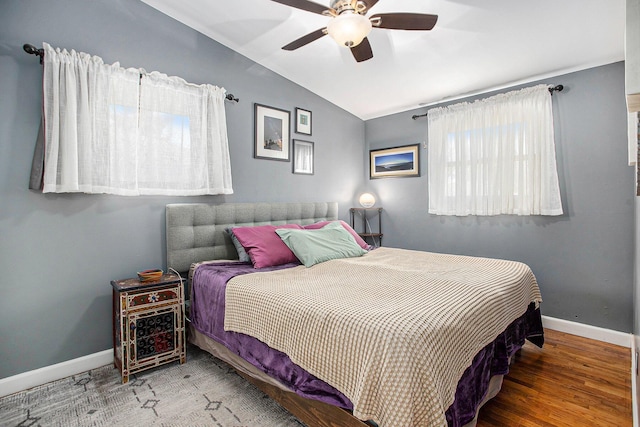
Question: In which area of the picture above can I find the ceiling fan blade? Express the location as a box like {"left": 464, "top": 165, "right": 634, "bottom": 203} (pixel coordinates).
{"left": 350, "top": 37, "right": 373, "bottom": 62}
{"left": 270, "top": 0, "right": 330, "bottom": 15}
{"left": 370, "top": 13, "right": 438, "bottom": 30}
{"left": 362, "top": 0, "right": 380, "bottom": 11}
{"left": 282, "top": 28, "right": 327, "bottom": 50}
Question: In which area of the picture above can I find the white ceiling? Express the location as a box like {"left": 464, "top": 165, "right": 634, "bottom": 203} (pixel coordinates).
{"left": 140, "top": 0, "right": 625, "bottom": 120}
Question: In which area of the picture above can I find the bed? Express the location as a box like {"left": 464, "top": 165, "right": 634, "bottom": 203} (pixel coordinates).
{"left": 166, "top": 201, "right": 543, "bottom": 427}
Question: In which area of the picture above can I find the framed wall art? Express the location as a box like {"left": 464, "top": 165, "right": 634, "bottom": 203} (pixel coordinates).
{"left": 254, "top": 103, "right": 290, "bottom": 161}
{"left": 295, "top": 107, "right": 312, "bottom": 135}
{"left": 370, "top": 143, "right": 420, "bottom": 179}
{"left": 292, "top": 139, "right": 314, "bottom": 175}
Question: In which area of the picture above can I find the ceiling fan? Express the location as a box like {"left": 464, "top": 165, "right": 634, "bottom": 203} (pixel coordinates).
{"left": 271, "top": 0, "right": 438, "bottom": 62}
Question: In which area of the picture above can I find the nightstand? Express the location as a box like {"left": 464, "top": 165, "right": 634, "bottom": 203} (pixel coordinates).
{"left": 350, "top": 207, "right": 383, "bottom": 247}
{"left": 111, "top": 273, "right": 186, "bottom": 383}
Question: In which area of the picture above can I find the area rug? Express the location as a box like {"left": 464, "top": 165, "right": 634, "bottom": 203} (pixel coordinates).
{"left": 1, "top": 344, "right": 305, "bottom": 426}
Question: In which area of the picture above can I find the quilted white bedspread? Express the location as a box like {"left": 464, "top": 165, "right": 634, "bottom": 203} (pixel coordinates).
{"left": 224, "top": 247, "right": 542, "bottom": 427}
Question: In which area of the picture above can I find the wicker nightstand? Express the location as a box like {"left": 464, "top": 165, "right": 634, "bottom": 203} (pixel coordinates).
{"left": 110, "top": 273, "right": 186, "bottom": 383}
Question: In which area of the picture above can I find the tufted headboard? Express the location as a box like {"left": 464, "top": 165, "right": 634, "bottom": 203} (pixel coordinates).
{"left": 166, "top": 201, "right": 339, "bottom": 274}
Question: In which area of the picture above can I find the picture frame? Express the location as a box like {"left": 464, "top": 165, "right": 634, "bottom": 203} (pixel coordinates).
{"left": 254, "top": 103, "right": 290, "bottom": 161}
{"left": 292, "top": 139, "right": 314, "bottom": 175}
{"left": 295, "top": 107, "right": 312, "bottom": 135}
{"left": 370, "top": 143, "right": 420, "bottom": 179}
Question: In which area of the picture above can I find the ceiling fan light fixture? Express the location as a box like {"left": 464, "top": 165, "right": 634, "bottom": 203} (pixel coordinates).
{"left": 326, "top": 12, "right": 372, "bottom": 48}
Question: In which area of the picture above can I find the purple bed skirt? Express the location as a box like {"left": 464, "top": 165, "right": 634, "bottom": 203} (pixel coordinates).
{"left": 191, "top": 261, "right": 544, "bottom": 427}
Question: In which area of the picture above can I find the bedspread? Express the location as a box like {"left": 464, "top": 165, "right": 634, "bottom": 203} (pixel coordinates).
{"left": 190, "top": 261, "right": 353, "bottom": 408}
{"left": 224, "top": 247, "right": 542, "bottom": 427}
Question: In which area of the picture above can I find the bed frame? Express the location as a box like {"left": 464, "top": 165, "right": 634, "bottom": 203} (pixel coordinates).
{"left": 165, "top": 201, "right": 504, "bottom": 427}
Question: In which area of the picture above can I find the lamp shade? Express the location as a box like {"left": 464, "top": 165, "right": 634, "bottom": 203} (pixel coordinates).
{"left": 359, "top": 193, "right": 376, "bottom": 208}
{"left": 326, "top": 12, "right": 372, "bottom": 47}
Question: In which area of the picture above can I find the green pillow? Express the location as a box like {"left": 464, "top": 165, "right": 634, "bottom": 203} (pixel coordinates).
{"left": 276, "top": 221, "right": 368, "bottom": 267}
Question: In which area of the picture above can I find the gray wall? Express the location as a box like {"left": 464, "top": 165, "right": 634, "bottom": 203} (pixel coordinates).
{"left": 0, "top": 0, "right": 364, "bottom": 379}
{"left": 365, "top": 62, "right": 635, "bottom": 333}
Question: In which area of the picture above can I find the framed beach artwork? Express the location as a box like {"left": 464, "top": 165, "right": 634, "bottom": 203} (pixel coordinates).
{"left": 254, "top": 103, "right": 290, "bottom": 161}
{"left": 369, "top": 144, "right": 420, "bottom": 179}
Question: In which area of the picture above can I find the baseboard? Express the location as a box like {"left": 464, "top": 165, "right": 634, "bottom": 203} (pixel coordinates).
{"left": 0, "top": 349, "right": 113, "bottom": 398}
{"left": 542, "top": 315, "right": 632, "bottom": 348}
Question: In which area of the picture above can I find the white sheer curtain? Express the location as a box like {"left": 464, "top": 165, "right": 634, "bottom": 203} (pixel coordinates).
{"left": 138, "top": 72, "right": 233, "bottom": 195}
{"left": 428, "top": 84, "right": 563, "bottom": 216}
{"left": 41, "top": 42, "right": 233, "bottom": 195}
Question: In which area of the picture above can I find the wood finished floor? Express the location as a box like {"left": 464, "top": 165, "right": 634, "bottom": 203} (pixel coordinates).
{"left": 476, "top": 328, "right": 633, "bottom": 427}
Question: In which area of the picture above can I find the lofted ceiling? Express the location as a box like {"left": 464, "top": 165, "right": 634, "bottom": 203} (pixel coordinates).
{"left": 140, "top": 0, "right": 625, "bottom": 120}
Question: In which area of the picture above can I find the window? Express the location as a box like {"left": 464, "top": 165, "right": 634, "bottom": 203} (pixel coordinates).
{"left": 428, "top": 84, "right": 562, "bottom": 216}
{"left": 37, "top": 43, "right": 233, "bottom": 196}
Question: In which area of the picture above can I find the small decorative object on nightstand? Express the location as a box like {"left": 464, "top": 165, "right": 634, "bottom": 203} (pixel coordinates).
{"left": 111, "top": 272, "right": 186, "bottom": 383}
{"left": 350, "top": 207, "right": 383, "bottom": 247}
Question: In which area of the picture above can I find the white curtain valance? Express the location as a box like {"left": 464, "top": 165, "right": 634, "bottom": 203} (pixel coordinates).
{"left": 40, "top": 42, "right": 233, "bottom": 195}
{"left": 428, "top": 84, "right": 563, "bottom": 216}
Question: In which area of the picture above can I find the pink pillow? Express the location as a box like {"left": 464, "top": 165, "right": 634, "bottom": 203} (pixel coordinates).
{"left": 231, "top": 224, "right": 303, "bottom": 268}
{"left": 303, "top": 220, "right": 369, "bottom": 250}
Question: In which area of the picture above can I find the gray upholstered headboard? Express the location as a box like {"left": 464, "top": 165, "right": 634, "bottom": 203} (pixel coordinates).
{"left": 166, "top": 201, "right": 339, "bottom": 274}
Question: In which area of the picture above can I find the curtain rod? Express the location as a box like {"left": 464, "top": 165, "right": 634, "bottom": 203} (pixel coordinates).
{"left": 410, "top": 84, "right": 564, "bottom": 120}
{"left": 23, "top": 43, "right": 240, "bottom": 103}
